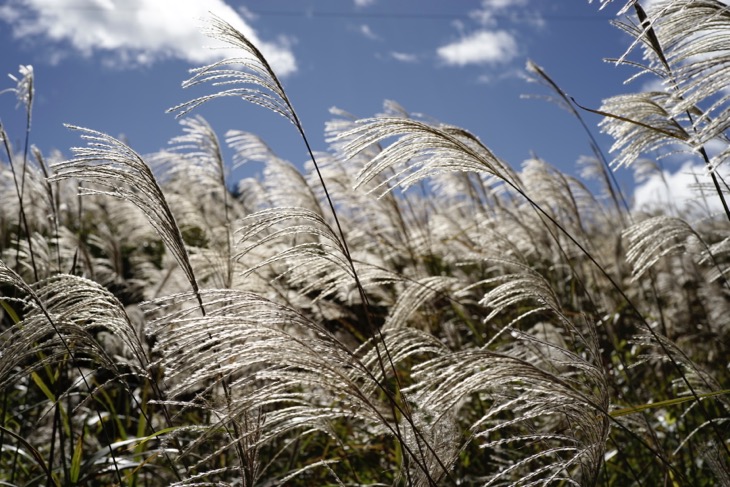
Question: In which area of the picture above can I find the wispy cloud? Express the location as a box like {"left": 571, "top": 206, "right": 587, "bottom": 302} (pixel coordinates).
{"left": 390, "top": 52, "right": 419, "bottom": 63}
{"left": 477, "top": 67, "right": 522, "bottom": 84}
{"left": 437, "top": 30, "right": 518, "bottom": 66}
{"left": 0, "top": 5, "right": 22, "bottom": 23}
{"left": 359, "top": 24, "right": 381, "bottom": 41}
{"left": 354, "top": 0, "right": 376, "bottom": 7}
{"left": 0, "top": 0, "right": 297, "bottom": 76}
{"left": 482, "top": 0, "right": 528, "bottom": 7}
{"left": 471, "top": 0, "right": 529, "bottom": 26}
{"left": 470, "top": 0, "right": 543, "bottom": 28}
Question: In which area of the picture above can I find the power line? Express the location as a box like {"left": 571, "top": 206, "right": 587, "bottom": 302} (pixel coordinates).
{"left": 247, "top": 9, "right": 610, "bottom": 22}
{"left": 9, "top": 4, "right": 611, "bottom": 22}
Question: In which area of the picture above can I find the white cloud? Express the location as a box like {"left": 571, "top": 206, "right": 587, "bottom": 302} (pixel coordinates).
{"left": 437, "top": 30, "right": 518, "bottom": 67}
{"left": 354, "top": 0, "right": 376, "bottom": 7}
{"left": 470, "top": 0, "right": 541, "bottom": 28}
{"left": 640, "top": 78, "right": 668, "bottom": 93}
{"left": 633, "top": 161, "right": 730, "bottom": 214}
{"left": 390, "top": 52, "right": 419, "bottom": 63}
{"left": 1, "top": 0, "right": 297, "bottom": 76}
{"left": 482, "top": 0, "right": 528, "bottom": 7}
{"left": 359, "top": 24, "right": 380, "bottom": 41}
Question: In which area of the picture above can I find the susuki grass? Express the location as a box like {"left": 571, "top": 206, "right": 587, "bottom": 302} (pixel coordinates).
{"left": 1, "top": 0, "right": 729, "bottom": 485}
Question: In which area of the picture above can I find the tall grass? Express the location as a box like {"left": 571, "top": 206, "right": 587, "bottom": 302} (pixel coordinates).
{"left": 1, "top": 0, "right": 729, "bottom": 485}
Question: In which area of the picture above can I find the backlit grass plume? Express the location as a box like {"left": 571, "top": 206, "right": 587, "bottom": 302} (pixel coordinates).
{"left": 50, "top": 127, "right": 205, "bottom": 313}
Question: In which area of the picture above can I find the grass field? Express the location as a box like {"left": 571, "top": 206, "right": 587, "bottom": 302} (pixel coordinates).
{"left": 1, "top": 1, "right": 729, "bottom": 485}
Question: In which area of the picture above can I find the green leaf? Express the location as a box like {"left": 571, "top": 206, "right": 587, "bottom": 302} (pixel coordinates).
{"left": 31, "top": 371, "right": 56, "bottom": 402}
{"left": 0, "top": 298, "right": 20, "bottom": 324}
{"left": 611, "top": 389, "right": 730, "bottom": 417}
{"left": 70, "top": 434, "right": 84, "bottom": 484}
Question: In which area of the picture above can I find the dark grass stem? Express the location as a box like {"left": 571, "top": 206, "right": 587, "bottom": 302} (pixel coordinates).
{"left": 527, "top": 61, "right": 631, "bottom": 223}
{"left": 32, "top": 148, "right": 63, "bottom": 273}
{"left": 632, "top": 1, "right": 730, "bottom": 223}
{"left": 1, "top": 124, "right": 39, "bottom": 282}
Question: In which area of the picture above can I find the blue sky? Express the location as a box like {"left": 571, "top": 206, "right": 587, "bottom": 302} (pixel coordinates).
{"left": 0, "top": 0, "right": 709, "bottom": 208}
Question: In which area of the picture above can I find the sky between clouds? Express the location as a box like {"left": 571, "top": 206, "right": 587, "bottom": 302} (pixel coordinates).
{"left": 2, "top": 0, "right": 728, "bottom": 214}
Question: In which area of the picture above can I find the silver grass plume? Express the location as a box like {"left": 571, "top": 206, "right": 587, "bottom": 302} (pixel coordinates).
{"left": 158, "top": 116, "right": 241, "bottom": 289}
{"left": 325, "top": 104, "right": 432, "bottom": 244}
{"left": 2, "top": 65, "right": 34, "bottom": 114}
{"left": 325, "top": 111, "right": 626, "bottom": 322}
{"left": 328, "top": 107, "right": 631, "bottom": 327}
{"left": 624, "top": 215, "right": 728, "bottom": 284}
{"left": 161, "top": 116, "right": 233, "bottom": 230}
{"left": 598, "top": 91, "right": 691, "bottom": 170}
{"left": 169, "top": 15, "right": 296, "bottom": 125}
{"left": 408, "top": 347, "right": 609, "bottom": 486}
{"left": 520, "top": 158, "right": 602, "bottom": 240}
{"left": 600, "top": 0, "right": 730, "bottom": 219}
{"left": 0, "top": 271, "right": 149, "bottom": 387}
{"left": 431, "top": 261, "right": 609, "bottom": 484}
{"left": 168, "top": 15, "right": 375, "bottom": 335}
{"left": 233, "top": 207, "right": 356, "bottom": 301}
{"left": 50, "top": 127, "right": 205, "bottom": 313}
{"left": 383, "top": 276, "right": 460, "bottom": 331}
{"left": 168, "top": 16, "right": 357, "bottom": 283}
{"left": 588, "top": 0, "right": 637, "bottom": 14}
{"left": 233, "top": 200, "right": 414, "bottom": 314}
{"left": 300, "top": 143, "right": 430, "bottom": 276}
{"left": 0, "top": 261, "right": 133, "bottom": 483}
{"left": 333, "top": 117, "right": 520, "bottom": 197}
{"left": 146, "top": 290, "right": 449, "bottom": 483}
{"left": 637, "top": 1, "right": 730, "bottom": 147}
{"left": 226, "top": 130, "right": 323, "bottom": 212}
{"left": 0, "top": 150, "right": 57, "bottom": 258}
{"left": 170, "top": 20, "right": 447, "bottom": 479}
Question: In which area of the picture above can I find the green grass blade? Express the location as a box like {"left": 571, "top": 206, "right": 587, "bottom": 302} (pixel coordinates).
{"left": 70, "top": 434, "right": 84, "bottom": 484}
{"left": 0, "top": 298, "right": 21, "bottom": 324}
{"left": 611, "top": 389, "right": 730, "bottom": 418}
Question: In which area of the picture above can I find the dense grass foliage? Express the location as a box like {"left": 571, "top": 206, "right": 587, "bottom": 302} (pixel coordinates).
{"left": 1, "top": 1, "right": 729, "bottom": 485}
